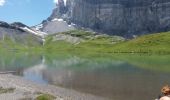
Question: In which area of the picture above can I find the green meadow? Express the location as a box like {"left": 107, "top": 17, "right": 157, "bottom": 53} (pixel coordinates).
{"left": 0, "top": 30, "right": 170, "bottom": 73}
{"left": 43, "top": 30, "right": 170, "bottom": 56}
{"left": 1, "top": 30, "right": 170, "bottom": 55}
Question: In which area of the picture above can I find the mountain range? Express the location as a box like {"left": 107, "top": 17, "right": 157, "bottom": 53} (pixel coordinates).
{"left": 0, "top": 21, "right": 43, "bottom": 48}
{"left": 35, "top": 0, "right": 170, "bottom": 38}
{"left": 0, "top": 0, "right": 170, "bottom": 53}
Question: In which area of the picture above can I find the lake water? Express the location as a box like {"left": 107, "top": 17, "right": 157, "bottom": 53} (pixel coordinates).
{"left": 0, "top": 52, "right": 170, "bottom": 100}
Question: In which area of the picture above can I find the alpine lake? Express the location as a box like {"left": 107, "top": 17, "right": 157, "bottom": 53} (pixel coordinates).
{"left": 0, "top": 51, "right": 170, "bottom": 100}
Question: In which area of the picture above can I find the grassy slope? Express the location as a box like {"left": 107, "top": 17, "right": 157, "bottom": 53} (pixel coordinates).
{"left": 44, "top": 30, "right": 170, "bottom": 55}
{"left": 0, "top": 33, "right": 43, "bottom": 52}
{"left": 1, "top": 30, "right": 170, "bottom": 55}
{"left": 43, "top": 30, "right": 125, "bottom": 56}
{"left": 113, "top": 32, "right": 170, "bottom": 53}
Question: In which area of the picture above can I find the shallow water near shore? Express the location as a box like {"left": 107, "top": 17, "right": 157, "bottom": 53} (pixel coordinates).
{"left": 0, "top": 52, "right": 170, "bottom": 100}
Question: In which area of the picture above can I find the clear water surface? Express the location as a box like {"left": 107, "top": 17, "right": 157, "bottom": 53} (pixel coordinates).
{"left": 0, "top": 52, "right": 170, "bottom": 100}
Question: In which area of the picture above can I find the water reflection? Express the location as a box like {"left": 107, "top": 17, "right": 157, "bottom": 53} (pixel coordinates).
{"left": 0, "top": 53, "right": 170, "bottom": 100}
{"left": 23, "top": 56, "right": 47, "bottom": 84}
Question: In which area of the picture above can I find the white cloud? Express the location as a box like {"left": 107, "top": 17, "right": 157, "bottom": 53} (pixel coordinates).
{"left": 0, "top": 0, "right": 5, "bottom": 6}
{"left": 53, "top": 0, "right": 58, "bottom": 4}
{"left": 63, "top": 0, "right": 67, "bottom": 5}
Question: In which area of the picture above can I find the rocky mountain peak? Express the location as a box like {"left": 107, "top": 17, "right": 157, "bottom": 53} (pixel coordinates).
{"left": 11, "top": 22, "right": 27, "bottom": 28}
{"left": 0, "top": 21, "right": 11, "bottom": 28}
{"left": 48, "top": 0, "right": 68, "bottom": 20}
{"left": 0, "top": 21, "right": 25, "bottom": 32}
{"left": 34, "top": 0, "right": 75, "bottom": 34}
{"left": 36, "top": 0, "right": 170, "bottom": 38}
{"left": 57, "top": 0, "right": 67, "bottom": 15}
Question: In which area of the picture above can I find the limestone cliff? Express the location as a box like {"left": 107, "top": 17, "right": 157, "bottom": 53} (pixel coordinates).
{"left": 47, "top": 0, "right": 170, "bottom": 37}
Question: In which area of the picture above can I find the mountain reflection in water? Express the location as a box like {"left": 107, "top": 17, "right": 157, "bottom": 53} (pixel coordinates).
{"left": 0, "top": 53, "right": 170, "bottom": 100}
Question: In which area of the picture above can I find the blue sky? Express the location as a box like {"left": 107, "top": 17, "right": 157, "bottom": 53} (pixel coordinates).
{"left": 0, "top": 0, "right": 57, "bottom": 26}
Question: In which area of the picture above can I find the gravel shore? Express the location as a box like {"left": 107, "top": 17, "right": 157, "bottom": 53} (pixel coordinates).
{"left": 0, "top": 74, "right": 108, "bottom": 100}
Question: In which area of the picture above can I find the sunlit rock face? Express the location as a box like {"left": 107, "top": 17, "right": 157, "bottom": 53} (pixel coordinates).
{"left": 36, "top": 0, "right": 75, "bottom": 34}
{"left": 47, "top": 0, "right": 170, "bottom": 37}
{"left": 51, "top": 0, "right": 68, "bottom": 18}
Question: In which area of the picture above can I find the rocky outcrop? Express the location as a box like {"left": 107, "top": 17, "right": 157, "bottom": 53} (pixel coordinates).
{"left": 46, "top": 0, "right": 170, "bottom": 37}
{"left": 11, "top": 22, "right": 28, "bottom": 28}
{"left": 54, "top": 34, "right": 83, "bottom": 44}
{"left": 0, "top": 21, "right": 27, "bottom": 37}
{"left": 0, "top": 21, "right": 43, "bottom": 45}
{"left": 34, "top": 0, "right": 75, "bottom": 34}
{"left": 0, "top": 21, "right": 25, "bottom": 32}
{"left": 37, "top": 18, "right": 75, "bottom": 34}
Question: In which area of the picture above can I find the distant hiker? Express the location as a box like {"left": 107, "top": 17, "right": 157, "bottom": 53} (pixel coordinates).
{"left": 160, "top": 85, "right": 170, "bottom": 100}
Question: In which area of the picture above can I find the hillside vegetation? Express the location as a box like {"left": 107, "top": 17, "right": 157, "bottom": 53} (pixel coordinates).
{"left": 43, "top": 30, "right": 124, "bottom": 56}
{"left": 113, "top": 32, "right": 170, "bottom": 54}
{"left": 0, "top": 33, "right": 42, "bottom": 51}
{"left": 1, "top": 30, "right": 170, "bottom": 55}
{"left": 44, "top": 30, "right": 170, "bottom": 55}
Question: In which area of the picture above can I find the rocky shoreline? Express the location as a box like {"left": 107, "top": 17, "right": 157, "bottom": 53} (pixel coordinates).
{"left": 0, "top": 74, "right": 107, "bottom": 100}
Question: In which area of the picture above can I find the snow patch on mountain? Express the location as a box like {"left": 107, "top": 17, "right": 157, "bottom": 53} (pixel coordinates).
{"left": 54, "top": 0, "right": 67, "bottom": 6}
{"left": 21, "top": 27, "right": 47, "bottom": 38}
{"left": 52, "top": 18, "right": 64, "bottom": 22}
{"left": 34, "top": 24, "right": 43, "bottom": 31}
